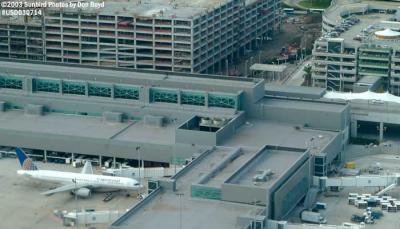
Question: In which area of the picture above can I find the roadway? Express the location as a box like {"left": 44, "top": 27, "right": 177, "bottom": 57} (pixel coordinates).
{"left": 282, "top": 58, "right": 311, "bottom": 86}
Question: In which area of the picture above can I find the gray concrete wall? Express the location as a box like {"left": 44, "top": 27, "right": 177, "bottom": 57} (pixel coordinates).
{"left": 0, "top": 61, "right": 264, "bottom": 111}
{"left": 175, "top": 128, "right": 216, "bottom": 146}
{"left": 0, "top": 89, "right": 236, "bottom": 124}
{"left": 0, "top": 61, "right": 250, "bottom": 94}
{"left": 350, "top": 101, "right": 400, "bottom": 124}
{"left": 175, "top": 113, "right": 246, "bottom": 146}
{"left": 268, "top": 149, "right": 309, "bottom": 194}
{"left": 216, "top": 112, "right": 246, "bottom": 145}
{"left": 221, "top": 183, "right": 268, "bottom": 205}
{"left": 0, "top": 128, "right": 208, "bottom": 163}
{"left": 247, "top": 80, "right": 266, "bottom": 109}
{"left": 265, "top": 85, "right": 326, "bottom": 100}
{"left": 256, "top": 100, "right": 349, "bottom": 131}
{"left": 271, "top": 160, "right": 310, "bottom": 220}
{"left": 318, "top": 131, "right": 343, "bottom": 164}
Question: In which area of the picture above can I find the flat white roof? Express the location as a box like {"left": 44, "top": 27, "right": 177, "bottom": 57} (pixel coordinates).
{"left": 324, "top": 91, "right": 400, "bottom": 105}
{"left": 250, "top": 64, "right": 288, "bottom": 73}
{"left": 375, "top": 28, "right": 400, "bottom": 37}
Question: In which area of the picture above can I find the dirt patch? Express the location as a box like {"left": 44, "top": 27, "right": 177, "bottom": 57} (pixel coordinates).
{"left": 229, "top": 14, "right": 322, "bottom": 78}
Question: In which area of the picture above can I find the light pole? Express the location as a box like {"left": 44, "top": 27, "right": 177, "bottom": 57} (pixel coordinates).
{"left": 73, "top": 178, "right": 79, "bottom": 229}
{"left": 136, "top": 146, "right": 142, "bottom": 191}
{"left": 176, "top": 193, "right": 184, "bottom": 229}
{"left": 173, "top": 146, "right": 177, "bottom": 175}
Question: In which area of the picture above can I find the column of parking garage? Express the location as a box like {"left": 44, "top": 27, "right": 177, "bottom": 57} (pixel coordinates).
{"left": 114, "top": 15, "right": 118, "bottom": 67}
{"left": 172, "top": 18, "right": 176, "bottom": 73}
{"left": 379, "top": 122, "right": 384, "bottom": 142}
{"left": 351, "top": 120, "right": 358, "bottom": 138}
{"left": 96, "top": 14, "right": 100, "bottom": 66}
{"left": 190, "top": 19, "right": 194, "bottom": 73}
{"left": 134, "top": 17, "right": 137, "bottom": 69}
{"left": 152, "top": 18, "right": 155, "bottom": 71}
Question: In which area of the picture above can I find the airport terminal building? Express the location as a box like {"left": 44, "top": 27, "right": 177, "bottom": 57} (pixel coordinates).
{"left": 0, "top": 59, "right": 350, "bottom": 228}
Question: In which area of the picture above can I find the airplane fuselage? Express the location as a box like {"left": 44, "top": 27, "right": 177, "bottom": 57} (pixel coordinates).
{"left": 17, "top": 169, "right": 140, "bottom": 190}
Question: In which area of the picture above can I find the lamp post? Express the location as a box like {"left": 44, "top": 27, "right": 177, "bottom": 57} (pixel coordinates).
{"left": 73, "top": 178, "right": 79, "bottom": 229}
{"left": 136, "top": 146, "right": 142, "bottom": 191}
{"left": 176, "top": 193, "right": 184, "bottom": 229}
{"left": 173, "top": 146, "right": 177, "bottom": 175}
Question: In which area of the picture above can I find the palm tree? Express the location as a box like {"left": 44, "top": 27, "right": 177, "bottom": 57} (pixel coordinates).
{"left": 303, "top": 64, "right": 312, "bottom": 86}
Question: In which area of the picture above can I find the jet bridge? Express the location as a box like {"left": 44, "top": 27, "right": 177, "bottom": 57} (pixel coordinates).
{"left": 314, "top": 174, "right": 400, "bottom": 190}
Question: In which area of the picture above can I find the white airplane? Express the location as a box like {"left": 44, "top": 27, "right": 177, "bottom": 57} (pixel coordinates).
{"left": 16, "top": 148, "right": 142, "bottom": 198}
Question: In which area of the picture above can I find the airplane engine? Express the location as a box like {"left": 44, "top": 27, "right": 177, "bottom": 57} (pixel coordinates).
{"left": 76, "top": 188, "right": 91, "bottom": 198}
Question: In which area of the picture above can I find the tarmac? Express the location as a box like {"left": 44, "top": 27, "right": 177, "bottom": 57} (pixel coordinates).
{"left": 287, "top": 144, "right": 400, "bottom": 228}
{"left": 0, "top": 158, "right": 139, "bottom": 229}
{"left": 319, "top": 186, "right": 400, "bottom": 229}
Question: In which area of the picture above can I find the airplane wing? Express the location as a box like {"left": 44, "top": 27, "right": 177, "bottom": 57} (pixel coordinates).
{"left": 41, "top": 183, "right": 89, "bottom": 196}
{"left": 81, "top": 161, "right": 93, "bottom": 174}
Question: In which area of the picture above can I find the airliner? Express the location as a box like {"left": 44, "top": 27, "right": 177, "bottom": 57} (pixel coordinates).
{"left": 16, "top": 148, "right": 142, "bottom": 198}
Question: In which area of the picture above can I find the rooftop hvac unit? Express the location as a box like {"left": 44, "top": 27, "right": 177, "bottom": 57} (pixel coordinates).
{"left": 200, "top": 117, "right": 212, "bottom": 126}
{"left": 212, "top": 117, "right": 228, "bottom": 127}
{"left": 253, "top": 169, "right": 273, "bottom": 182}
{"left": 24, "top": 104, "right": 44, "bottom": 116}
{"left": 200, "top": 117, "right": 229, "bottom": 127}
{"left": 144, "top": 115, "right": 164, "bottom": 127}
{"left": 103, "top": 111, "right": 123, "bottom": 123}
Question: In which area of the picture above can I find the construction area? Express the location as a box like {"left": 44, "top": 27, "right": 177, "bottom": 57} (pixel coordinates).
{"left": 229, "top": 13, "right": 322, "bottom": 80}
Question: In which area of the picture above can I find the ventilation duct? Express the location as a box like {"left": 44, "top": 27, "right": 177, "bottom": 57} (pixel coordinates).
{"left": 24, "top": 104, "right": 43, "bottom": 116}
{"left": 103, "top": 111, "right": 123, "bottom": 123}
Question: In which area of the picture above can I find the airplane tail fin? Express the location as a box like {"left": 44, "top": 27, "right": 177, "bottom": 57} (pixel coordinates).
{"left": 81, "top": 160, "right": 93, "bottom": 174}
{"left": 16, "top": 148, "right": 38, "bottom": 171}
